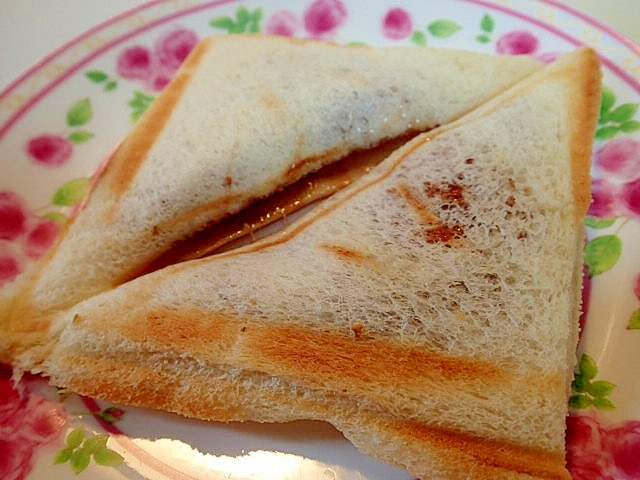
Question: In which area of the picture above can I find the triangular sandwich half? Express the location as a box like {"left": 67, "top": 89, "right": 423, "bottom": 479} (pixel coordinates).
{"left": 0, "top": 35, "right": 543, "bottom": 361}
{"left": 18, "top": 47, "right": 600, "bottom": 479}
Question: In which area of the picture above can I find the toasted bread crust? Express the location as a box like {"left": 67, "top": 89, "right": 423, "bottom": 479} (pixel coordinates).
{"left": 568, "top": 48, "right": 600, "bottom": 223}
{"left": 49, "top": 352, "right": 568, "bottom": 480}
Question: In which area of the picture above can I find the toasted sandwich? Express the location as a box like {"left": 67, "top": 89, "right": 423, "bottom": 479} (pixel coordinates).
{"left": 13, "top": 47, "right": 600, "bottom": 479}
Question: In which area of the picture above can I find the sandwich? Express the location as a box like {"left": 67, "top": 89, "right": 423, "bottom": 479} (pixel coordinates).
{"left": 11, "top": 46, "right": 600, "bottom": 479}
{"left": 0, "top": 35, "right": 546, "bottom": 366}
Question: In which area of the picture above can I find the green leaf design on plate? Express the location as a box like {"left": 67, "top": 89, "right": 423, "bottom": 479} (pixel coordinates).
{"left": 628, "top": 308, "right": 640, "bottom": 329}
{"left": 66, "top": 427, "right": 85, "bottom": 448}
{"left": 68, "top": 130, "right": 94, "bottom": 144}
{"left": 579, "top": 353, "right": 598, "bottom": 380}
{"left": 54, "top": 428, "right": 124, "bottom": 473}
{"left": 210, "top": 5, "right": 263, "bottom": 34}
{"left": 83, "top": 434, "right": 109, "bottom": 453}
{"left": 599, "top": 86, "right": 616, "bottom": 121}
{"left": 411, "top": 30, "right": 427, "bottom": 46}
{"left": 604, "top": 103, "right": 639, "bottom": 124}
{"left": 592, "top": 397, "right": 616, "bottom": 410}
{"left": 66, "top": 98, "right": 93, "bottom": 127}
{"left": 586, "top": 380, "right": 616, "bottom": 398}
{"left": 104, "top": 80, "right": 118, "bottom": 92}
{"left": 86, "top": 70, "right": 108, "bottom": 83}
{"left": 571, "top": 354, "right": 616, "bottom": 410}
{"left": 475, "top": 34, "right": 490, "bottom": 43}
{"left": 128, "top": 90, "right": 155, "bottom": 123}
{"left": 620, "top": 119, "right": 640, "bottom": 133}
{"left": 596, "top": 85, "right": 639, "bottom": 139}
{"left": 584, "top": 234, "right": 622, "bottom": 276}
{"left": 93, "top": 448, "right": 125, "bottom": 466}
{"left": 70, "top": 448, "right": 92, "bottom": 474}
{"left": 427, "top": 19, "right": 461, "bottom": 38}
{"left": 210, "top": 16, "right": 234, "bottom": 29}
{"left": 52, "top": 177, "right": 90, "bottom": 206}
{"left": 595, "top": 125, "right": 621, "bottom": 140}
{"left": 584, "top": 216, "right": 617, "bottom": 229}
{"left": 569, "top": 393, "right": 592, "bottom": 409}
{"left": 53, "top": 447, "right": 73, "bottom": 464}
{"left": 480, "top": 14, "right": 494, "bottom": 33}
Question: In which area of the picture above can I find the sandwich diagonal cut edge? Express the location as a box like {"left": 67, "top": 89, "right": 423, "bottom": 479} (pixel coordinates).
{"left": 14, "top": 46, "right": 600, "bottom": 480}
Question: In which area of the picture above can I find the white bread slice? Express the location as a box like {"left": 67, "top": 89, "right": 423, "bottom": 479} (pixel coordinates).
{"left": 0, "top": 35, "right": 544, "bottom": 343}
{"left": 20, "top": 47, "right": 599, "bottom": 479}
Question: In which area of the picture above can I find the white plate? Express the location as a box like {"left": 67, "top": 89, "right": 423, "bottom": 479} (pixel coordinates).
{"left": 1, "top": 1, "right": 639, "bottom": 479}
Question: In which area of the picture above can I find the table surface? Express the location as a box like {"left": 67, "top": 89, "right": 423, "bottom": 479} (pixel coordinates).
{"left": 0, "top": 0, "right": 638, "bottom": 91}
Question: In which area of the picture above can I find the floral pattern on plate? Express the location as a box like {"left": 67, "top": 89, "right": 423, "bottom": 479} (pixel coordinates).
{"left": 0, "top": 1, "right": 639, "bottom": 479}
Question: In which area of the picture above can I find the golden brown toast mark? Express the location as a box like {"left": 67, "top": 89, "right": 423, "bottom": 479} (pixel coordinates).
{"left": 103, "top": 37, "right": 214, "bottom": 196}
{"left": 388, "top": 419, "right": 570, "bottom": 480}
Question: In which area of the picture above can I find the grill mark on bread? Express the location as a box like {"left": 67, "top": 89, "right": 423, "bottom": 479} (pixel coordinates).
{"left": 388, "top": 420, "right": 569, "bottom": 480}
{"left": 109, "top": 306, "right": 506, "bottom": 390}
{"left": 102, "top": 37, "right": 213, "bottom": 197}
{"left": 321, "top": 244, "right": 369, "bottom": 262}
{"left": 392, "top": 183, "right": 439, "bottom": 224}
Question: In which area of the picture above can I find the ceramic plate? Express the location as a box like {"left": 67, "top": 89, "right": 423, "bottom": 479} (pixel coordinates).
{"left": 1, "top": 1, "right": 639, "bottom": 479}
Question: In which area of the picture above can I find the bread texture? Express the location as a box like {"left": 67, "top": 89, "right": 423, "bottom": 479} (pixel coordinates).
{"left": 0, "top": 36, "right": 544, "bottom": 362}
{"left": 14, "top": 47, "right": 600, "bottom": 479}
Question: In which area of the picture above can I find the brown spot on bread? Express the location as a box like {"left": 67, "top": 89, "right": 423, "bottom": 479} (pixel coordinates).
{"left": 424, "top": 223, "right": 465, "bottom": 245}
{"left": 321, "top": 244, "right": 368, "bottom": 262}
{"left": 423, "top": 181, "right": 468, "bottom": 209}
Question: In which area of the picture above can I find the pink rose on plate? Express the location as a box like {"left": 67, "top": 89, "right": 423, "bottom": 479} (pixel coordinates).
{"left": 0, "top": 190, "right": 64, "bottom": 287}
{"left": 604, "top": 421, "right": 640, "bottom": 479}
{"left": 116, "top": 45, "right": 152, "bottom": 80}
{"left": 265, "top": 10, "right": 302, "bottom": 37}
{"left": 116, "top": 27, "right": 199, "bottom": 92}
{"left": 303, "top": 0, "right": 348, "bottom": 39}
{"left": 567, "top": 413, "right": 640, "bottom": 480}
{"left": 0, "top": 254, "right": 21, "bottom": 288}
{"left": 24, "top": 219, "right": 60, "bottom": 259}
{"left": 595, "top": 137, "right": 640, "bottom": 182}
{"left": 0, "top": 369, "right": 68, "bottom": 480}
{"left": 619, "top": 176, "right": 640, "bottom": 216}
{"left": 566, "top": 414, "right": 612, "bottom": 480}
{"left": 588, "top": 178, "right": 619, "bottom": 218}
{"left": 155, "top": 28, "right": 199, "bottom": 71}
{"left": 496, "top": 30, "right": 539, "bottom": 55}
{"left": 26, "top": 134, "right": 73, "bottom": 167}
{"left": 382, "top": 8, "right": 413, "bottom": 40}
{"left": 0, "top": 191, "right": 27, "bottom": 241}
